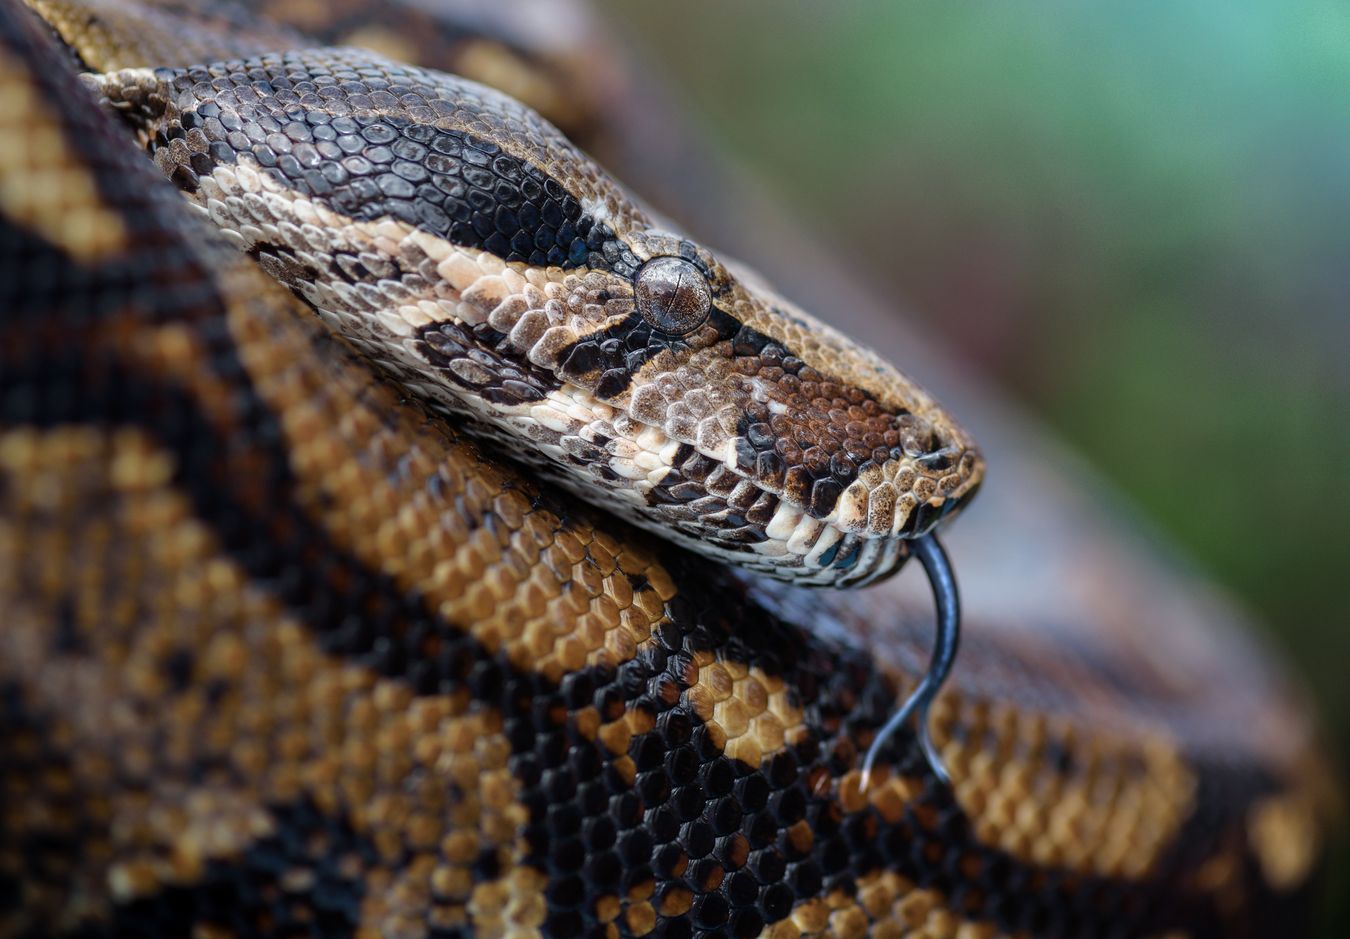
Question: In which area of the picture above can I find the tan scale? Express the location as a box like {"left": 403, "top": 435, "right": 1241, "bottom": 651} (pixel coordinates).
{"left": 0, "top": 44, "right": 126, "bottom": 259}
{"left": 23, "top": 0, "right": 310, "bottom": 68}
{"left": 930, "top": 695, "right": 1196, "bottom": 879}
{"left": 0, "top": 428, "right": 543, "bottom": 939}
{"left": 681, "top": 654, "right": 809, "bottom": 768}
{"left": 768, "top": 873, "right": 1020, "bottom": 939}
{"left": 111, "top": 250, "right": 680, "bottom": 684}
{"left": 1247, "top": 793, "right": 1321, "bottom": 893}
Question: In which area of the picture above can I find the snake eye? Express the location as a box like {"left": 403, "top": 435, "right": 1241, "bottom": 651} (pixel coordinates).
{"left": 634, "top": 256, "right": 712, "bottom": 335}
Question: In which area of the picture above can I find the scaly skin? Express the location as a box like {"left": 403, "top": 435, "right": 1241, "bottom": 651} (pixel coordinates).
{"left": 0, "top": 1, "right": 1334, "bottom": 938}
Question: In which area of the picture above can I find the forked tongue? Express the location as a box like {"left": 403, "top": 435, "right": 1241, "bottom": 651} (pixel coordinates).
{"left": 860, "top": 533, "right": 962, "bottom": 789}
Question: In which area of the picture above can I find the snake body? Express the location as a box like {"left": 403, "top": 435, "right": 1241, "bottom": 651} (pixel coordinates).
{"left": 0, "top": 1, "right": 1333, "bottom": 937}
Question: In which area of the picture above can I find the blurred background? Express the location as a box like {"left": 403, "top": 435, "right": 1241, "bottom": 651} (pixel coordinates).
{"left": 595, "top": 0, "right": 1347, "bottom": 930}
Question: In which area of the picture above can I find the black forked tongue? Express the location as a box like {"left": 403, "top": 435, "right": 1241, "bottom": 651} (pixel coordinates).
{"left": 860, "top": 533, "right": 962, "bottom": 789}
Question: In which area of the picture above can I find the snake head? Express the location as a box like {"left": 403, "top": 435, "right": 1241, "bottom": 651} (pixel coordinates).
{"left": 519, "top": 228, "right": 985, "bottom": 586}
{"left": 87, "top": 49, "right": 983, "bottom": 586}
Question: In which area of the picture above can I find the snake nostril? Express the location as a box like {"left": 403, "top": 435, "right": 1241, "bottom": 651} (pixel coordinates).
{"left": 917, "top": 447, "right": 955, "bottom": 471}
{"left": 898, "top": 417, "right": 936, "bottom": 457}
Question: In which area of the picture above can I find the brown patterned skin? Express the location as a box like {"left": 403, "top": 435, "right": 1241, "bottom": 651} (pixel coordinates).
{"left": 0, "top": 2, "right": 1333, "bottom": 939}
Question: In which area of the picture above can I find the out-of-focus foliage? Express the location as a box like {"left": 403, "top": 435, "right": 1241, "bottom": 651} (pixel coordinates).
{"left": 600, "top": 0, "right": 1348, "bottom": 932}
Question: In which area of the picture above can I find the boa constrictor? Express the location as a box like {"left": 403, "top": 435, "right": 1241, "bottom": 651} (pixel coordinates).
{"left": 0, "top": 2, "right": 1332, "bottom": 938}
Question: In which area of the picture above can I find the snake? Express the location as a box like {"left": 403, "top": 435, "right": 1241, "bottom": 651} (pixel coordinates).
{"left": 0, "top": 1, "right": 1334, "bottom": 937}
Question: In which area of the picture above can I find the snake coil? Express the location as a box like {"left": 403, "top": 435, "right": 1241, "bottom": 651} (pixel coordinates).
{"left": 0, "top": 2, "right": 1330, "bottom": 938}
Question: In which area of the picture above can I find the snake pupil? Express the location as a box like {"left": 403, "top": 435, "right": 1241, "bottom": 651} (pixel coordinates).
{"left": 634, "top": 256, "right": 712, "bottom": 335}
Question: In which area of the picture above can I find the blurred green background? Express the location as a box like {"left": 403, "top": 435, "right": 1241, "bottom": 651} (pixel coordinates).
{"left": 598, "top": 0, "right": 1347, "bottom": 930}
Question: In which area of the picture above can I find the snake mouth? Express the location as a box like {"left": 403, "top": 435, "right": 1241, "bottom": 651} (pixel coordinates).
{"left": 640, "top": 420, "right": 982, "bottom": 587}
{"left": 741, "top": 467, "right": 979, "bottom": 588}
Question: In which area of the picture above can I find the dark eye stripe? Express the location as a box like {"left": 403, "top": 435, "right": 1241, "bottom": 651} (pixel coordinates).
{"left": 168, "top": 94, "right": 634, "bottom": 270}
{"left": 557, "top": 307, "right": 749, "bottom": 400}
